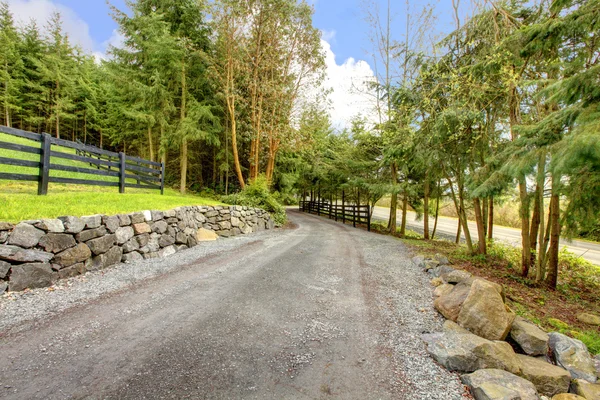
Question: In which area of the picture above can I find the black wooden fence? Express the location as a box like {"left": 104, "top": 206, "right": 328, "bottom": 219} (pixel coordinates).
{"left": 299, "top": 200, "right": 371, "bottom": 231}
{"left": 0, "top": 125, "right": 165, "bottom": 195}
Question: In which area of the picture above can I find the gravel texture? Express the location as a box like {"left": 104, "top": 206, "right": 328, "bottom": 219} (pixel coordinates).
{"left": 0, "top": 210, "right": 467, "bottom": 399}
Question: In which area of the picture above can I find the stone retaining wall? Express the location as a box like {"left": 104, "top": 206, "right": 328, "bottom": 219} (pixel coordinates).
{"left": 0, "top": 205, "right": 274, "bottom": 293}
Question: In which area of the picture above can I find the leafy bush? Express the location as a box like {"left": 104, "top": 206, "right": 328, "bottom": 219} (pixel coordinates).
{"left": 221, "top": 176, "right": 287, "bottom": 226}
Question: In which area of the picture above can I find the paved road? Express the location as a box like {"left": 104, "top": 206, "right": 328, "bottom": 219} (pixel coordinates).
{"left": 0, "top": 211, "right": 465, "bottom": 400}
{"left": 373, "top": 206, "right": 600, "bottom": 266}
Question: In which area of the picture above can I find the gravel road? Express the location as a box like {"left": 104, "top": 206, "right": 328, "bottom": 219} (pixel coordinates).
{"left": 0, "top": 210, "right": 467, "bottom": 399}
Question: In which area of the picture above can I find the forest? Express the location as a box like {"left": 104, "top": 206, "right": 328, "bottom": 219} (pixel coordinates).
{"left": 0, "top": 0, "right": 598, "bottom": 289}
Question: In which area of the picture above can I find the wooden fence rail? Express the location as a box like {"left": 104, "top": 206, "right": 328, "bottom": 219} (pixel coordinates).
{"left": 299, "top": 200, "right": 371, "bottom": 231}
{"left": 0, "top": 125, "right": 165, "bottom": 195}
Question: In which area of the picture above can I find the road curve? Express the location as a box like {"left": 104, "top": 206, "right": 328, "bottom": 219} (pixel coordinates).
{"left": 0, "top": 210, "right": 466, "bottom": 400}
{"left": 372, "top": 206, "right": 600, "bottom": 267}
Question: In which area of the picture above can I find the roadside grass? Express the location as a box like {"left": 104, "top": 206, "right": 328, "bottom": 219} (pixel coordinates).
{"left": 0, "top": 132, "right": 224, "bottom": 222}
{"left": 398, "top": 234, "right": 600, "bottom": 354}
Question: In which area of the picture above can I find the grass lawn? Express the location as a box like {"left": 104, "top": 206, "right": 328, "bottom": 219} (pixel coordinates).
{"left": 0, "top": 132, "right": 224, "bottom": 222}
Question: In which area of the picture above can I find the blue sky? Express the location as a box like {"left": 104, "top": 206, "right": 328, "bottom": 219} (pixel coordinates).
{"left": 6, "top": 0, "right": 463, "bottom": 128}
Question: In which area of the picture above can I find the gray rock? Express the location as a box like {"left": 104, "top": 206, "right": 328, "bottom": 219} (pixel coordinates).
{"left": 434, "top": 283, "right": 455, "bottom": 297}
{"left": 0, "top": 281, "right": 7, "bottom": 294}
{"left": 175, "top": 232, "right": 187, "bottom": 244}
{"left": 0, "top": 244, "right": 53, "bottom": 263}
{"left": 0, "top": 222, "right": 14, "bottom": 231}
{"left": 231, "top": 216, "right": 241, "bottom": 227}
{"left": 218, "top": 221, "right": 232, "bottom": 230}
{"left": 548, "top": 332, "right": 597, "bottom": 383}
{"left": 86, "top": 246, "right": 123, "bottom": 271}
{"left": 151, "top": 220, "right": 168, "bottom": 234}
{"left": 53, "top": 243, "right": 92, "bottom": 267}
{"left": 195, "top": 213, "right": 206, "bottom": 223}
{"left": 158, "top": 234, "right": 175, "bottom": 248}
{"left": 34, "top": 219, "right": 64, "bottom": 233}
{"left": 429, "top": 265, "right": 456, "bottom": 278}
{"left": 81, "top": 215, "right": 102, "bottom": 229}
{"left": 267, "top": 219, "right": 275, "bottom": 229}
{"left": 423, "top": 321, "right": 521, "bottom": 374}
{"left": 158, "top": 245, "right": 177, "bottom": 258}
{"left": 166, "top": 217, "right": 178, "bottom": 224}
{"left": 517, "top": 354, "right": 571, "bottom": 397}
{"left": 136, "top": 233, "right": 150, "bottom": 247}
{"left": 86, "top": 234, "right": 117, "bottom": 255}
{"left": 435, "top": 253, "right": 450, "bottom": 265}
{"left": 58, "top": 263, "right": 86, "bottom": 279}
{"left": 75, "top": 226, "right": 108, "bottom": 242}
{"left": 0, "top": 260, "right": 11, "bottom": 278}
{"left": 59, "top": 216, "right": 86, "bottom": 234}
{"left": 115, "top": 226, "right": 135, "bottom": 245}
{"left": 205, "top": 210, "right": 219, "bottom": 218}
{"left": 117, "top": 214, "right": 131, "bottom": 226}
{"left": 102, "top": 215, "right": 120, "bottom": 233}
{"left": 187, "top": 236, "right": 197, "bottom": 248}
{"left": 130, "top": 212, "right": 145, "bottom": 224}
{"left": 7, "top": 223, "right": 45, "bottom": 248}
{"left": 232, "top": 228, "right": 241, "bottom": 236}
{"left": 122, "top": 251, "right": 143, "bottom": 263}
{"left": 0, "top": 231, "right": 7, "bottom": 243}
{"left": 241, "top": 224, "right": 253, "bottom": 235}
{"left": 511, "top": 317, "right": 549, "bottom": 356}
{"left": 164, "top": 209, "right": 176, "bottom": 218}
{"left": 122, "top": 238, "right": 140, "bottom": 253}
{"left": 457, "top": 279, "right": 515, "bottom": 341}
{"left": 142, "top": 210, "right": 152, "bottom": 221}
{"left": 8, "top": 263, "right": 55, "bottom": 292}
{"left": 151, "top": 210, "right": 164, "bottom": 221}
{"left": 142, "top": 252, "right": 159, "bottom": 260}
{"left": 461, "top": 369, "right": 540, "bottom": 400}
{"left": 217, "top": 230, "right": 232, "bottom": 237}
{"left": 38, "top": 233, "right": 76, "bottom": 253}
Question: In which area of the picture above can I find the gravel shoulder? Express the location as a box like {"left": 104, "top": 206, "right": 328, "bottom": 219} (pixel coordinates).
{"left": 0, "top": 210, "right": 467, "bottom": 399}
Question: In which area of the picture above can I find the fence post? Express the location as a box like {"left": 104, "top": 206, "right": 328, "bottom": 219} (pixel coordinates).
{"left": 160, "top": 162, "right": 165, "bottom": 195}
{"left": 353, "top": 203, "right": 356, "bottom": 228}
{"left": 119, "top": 152, "right": 126, "bottom": 194}
{"left": 367, "top": 205, "right": 371, "bottom": 232}
{"left": 38, "top": 133, "right": 51, "bottom": 195}
{"left": 342, "top": 190, "right": 345, "bottom": 224}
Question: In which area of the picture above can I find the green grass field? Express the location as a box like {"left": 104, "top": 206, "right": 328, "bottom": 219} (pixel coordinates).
{"left": 0, "top": 132, "right": 223, "bottom": 222}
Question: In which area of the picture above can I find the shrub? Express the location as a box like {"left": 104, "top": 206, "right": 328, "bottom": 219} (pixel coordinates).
{"left": 221, "top": 176, "right": 287, "bottom": 226}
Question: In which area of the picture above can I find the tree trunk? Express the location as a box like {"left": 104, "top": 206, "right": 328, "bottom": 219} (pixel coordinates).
{"left": 423, "top": 176, "right": 430, "bottom": 239}
{"left": 519, "top": 177, "right": 531, "bottom": 277}
{"left": 546, "top": 178, "right": 560, "bottom": 289}
{"left": 432, "top": 192, "right": 440, "bottom": 240}
{"left": 148, "top": 125, "right": 155, "bottom": 163}
{"left": 473, "top": 198, "right": 487, "bottom": 255}
{"left": 180, "top": 59, "right": 187, "bottom": 194}
{"left": 400, "top": 193, "right": 408, "bottom": 237}
{"left": 535, "top": 151, "right": 547, "bottom": 282}
{"left": 482, "top": 197, "right": 488, "bottom": 241}
{"left": 455, "top": 219, "right": 462, "bottom": 244}
{"left": 488, "top": 197, "right": 494, "bottom": 240}
{"left": 387, "top": 161, "right": 398, "bottom": 233}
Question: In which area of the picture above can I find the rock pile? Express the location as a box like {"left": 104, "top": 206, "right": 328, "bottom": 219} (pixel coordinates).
{"left": 415, "top": 254, "right": 600, "bottom": 400}
{"left": 0, "top": 205, "right": 274, "bottom": 293}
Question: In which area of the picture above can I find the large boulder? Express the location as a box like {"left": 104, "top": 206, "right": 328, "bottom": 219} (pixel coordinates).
{"left": 86, "top": 246, "right": 123, "bottom": 271}
{"left": 38, "top": 233, "right": 76, "bottom": 253}
{"left": 441, "top": 269, "right": 473, "bottom": 284}
{"left": 552, "top": 395, "right": 586, "bottom": 400}
{"left": 434, "top": 283, "right": 455, "bottom": 297}
{"left": 115, "top": 226, "right": 135, "bottom": 245}
{"left": 461, "top": 369, "right": 540, "bottom": 400}
{"left": 7, "top": 223, "right": 45, "bottom": 248}
{"left": 423, "top": 321, "right": 521, "bottom": 374}
{"left": 0, "top": 244, "right": 53, "bottom": 263}
{"left": 102, "top": 215, "right": 120, "bottom": 233}
{"left": 548, "top": 333, "right": 597, "bottom": 383}
{"left": 81, "top": 215, "right": 102, "bottom": 229}
{"left": 53, "top": 243, "right": 92, "bottom": 267}
{"left": 59, "top": 216, "right": 86, "bottom": 234}
{"left": 570, "top": 379, "right": 600, "bottom": 399}
{"left": 8, "top": 263, "right": 55, "bottom": 292}
{"left": 434, "top": 281, "right": 471, "bottom": 321}
{"left": 576, "top": 313, "right": 600, "bottom": 326}
{"left": 517, "top": 354, "right": 571, "bottom": 397}
{"left": 510, "top": 317, "right": 549, "bottom": 356}
{"left": 34, "top": 219, "right": 64, "bottom": 233}
{"left": 457, "top": 279, "right": 515, "bottom": 341}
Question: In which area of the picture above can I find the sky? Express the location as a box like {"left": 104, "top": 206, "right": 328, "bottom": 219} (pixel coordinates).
{"left": 5, "top": 0, "right": 461, "bottom": 130}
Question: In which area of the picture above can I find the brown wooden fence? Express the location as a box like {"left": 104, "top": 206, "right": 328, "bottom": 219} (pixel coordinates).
{"left": 0, "top": 125, "right": 164, "bottom": 195}
{"left": 299, "top": 200, "right": 371, "bottom": 231}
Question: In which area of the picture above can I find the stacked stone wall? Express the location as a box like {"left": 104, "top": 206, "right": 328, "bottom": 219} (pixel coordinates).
{"left": 0, "top": 205, "right": 273, "bottom": 293}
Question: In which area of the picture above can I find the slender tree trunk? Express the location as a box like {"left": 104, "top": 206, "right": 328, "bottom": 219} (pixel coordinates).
{"left": 424, "top": 176, "right": 430, "bottom": 239}
{"left": 432, "top": 191, "right": 440, "bottom": 240}
{"left": 455, "top": 220, "right": 462, "bottom": 244}
{"left": 400, "top": 193, "right": 408, "bottom": 237}
{"left": 473, "top": 198, "right": 487, "bottom": 254}
{"left": 546, "top": 176, "right": 560, "bottom": 289}
{"left": 535, "top": 151, "right": 546, "bottom": 282}
{"left": 530, "top": 183, "right": 541, "bottom": 265}
{"left": 148, "top": 125, "right": 155, "bottom": 163}
{"left": 387, "top": 161, "right": 398, "bottom": 233}
{"left": 446, "top": 170, "right": 473, "bottom": 253}
{"left": 482, "top": 197, "right": 488, "bottom": 241}
{"left": 519, "top": 177, "right": 531, "bottom": 276}
{"left": 488, "top": 197, "right": 494, "bottom": 239}
{"left": 180, "top": 59, "right": 187, "bottom": 194}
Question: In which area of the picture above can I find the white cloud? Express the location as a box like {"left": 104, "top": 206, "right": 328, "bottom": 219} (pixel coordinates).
{"left": 321, "top": 39, "right": 378, "bottom": 131}
{"left": 7, "top": 0, "right": 94, "bottom": 51}
{"left": 320, "top": 29, "right": 336, "bottom": 44}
